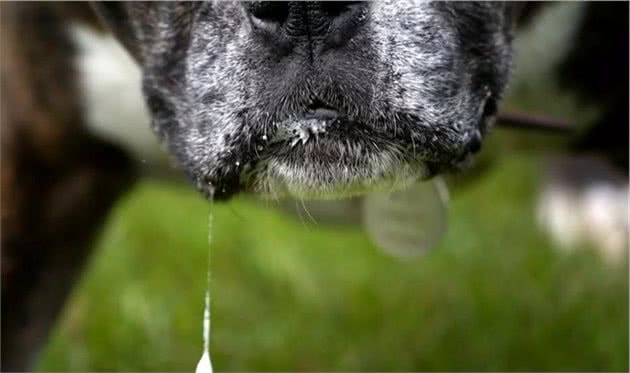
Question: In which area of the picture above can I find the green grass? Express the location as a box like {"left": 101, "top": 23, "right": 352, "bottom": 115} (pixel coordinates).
{"left": 37, "top": 154, "right": 628, "bottom": 371}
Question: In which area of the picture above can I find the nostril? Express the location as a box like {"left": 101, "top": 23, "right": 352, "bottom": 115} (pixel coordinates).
{"left": 322, "top": 1, "right": 363, "bottom": 18}
{"left": 321, "top": 1, "right": 368, "bottom": 50}
{"left": 246, "top": 1, "right": 289, "bottom": 25}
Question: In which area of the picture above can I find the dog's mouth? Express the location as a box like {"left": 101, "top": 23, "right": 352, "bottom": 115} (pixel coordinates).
{"left": 269, "top": 105, "right": 367, "bottom": 149}
{"left": 205, "top": 95, "right": 495, "bottom": 201}
{"left": 237, "top": 103, "right": 430, "bottom": 200}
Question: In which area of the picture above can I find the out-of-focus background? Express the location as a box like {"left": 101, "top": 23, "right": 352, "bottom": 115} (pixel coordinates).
{"left": 2, "top": 2, "right": 627, "bottom": 372}
{"left": 38, "top": 153, "right": 628, "bottom": 371}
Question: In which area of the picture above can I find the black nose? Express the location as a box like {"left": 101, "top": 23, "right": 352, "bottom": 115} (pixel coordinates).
{"left": 243, "top": 1, "right": 368, "bottom": 53}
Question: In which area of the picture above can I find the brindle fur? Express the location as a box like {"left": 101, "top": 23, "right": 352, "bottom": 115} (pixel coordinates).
{"left": 1, "top": 2, "right": 135, "bottom": 370}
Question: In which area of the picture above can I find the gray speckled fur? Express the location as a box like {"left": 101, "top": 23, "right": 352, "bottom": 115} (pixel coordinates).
{"left": 94, "top": 1, "right": 517, "bottom": 200}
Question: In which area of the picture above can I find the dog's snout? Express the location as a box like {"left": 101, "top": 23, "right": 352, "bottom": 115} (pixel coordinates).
{"left": 244, "top": 1, "right": 368, "bottom": 53}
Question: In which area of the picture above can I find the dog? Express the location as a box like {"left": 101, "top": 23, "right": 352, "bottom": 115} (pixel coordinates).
{"left": 1, "top": 2, "right": 626, "bottom": 370}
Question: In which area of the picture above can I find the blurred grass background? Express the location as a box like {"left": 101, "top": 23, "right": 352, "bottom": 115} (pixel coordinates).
{"left": 37, "top": 151, "right": 628, "bottom": 371}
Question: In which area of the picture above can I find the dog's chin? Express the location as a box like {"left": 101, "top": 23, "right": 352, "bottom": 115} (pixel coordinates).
{"left": 240, "top": 116, "right": 429, "bottom": 200}
{"left": 247, "top": 156, "right": 427, "bottom": 200}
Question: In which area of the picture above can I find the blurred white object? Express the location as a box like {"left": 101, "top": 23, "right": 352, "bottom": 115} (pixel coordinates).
{"left": 72, "top": 24, "right": 156, "bottom": 160}
{"left": 363, "top": 177, "right": 449, "bottom": 258}
{"left": 72, "top": 23, "right": 179, "bottom": 179}
{"left": 537, "top": 157, "right": 629, "bottom": 264}
{"left": 276, "top": 178, "right": 449, "bottom": 258}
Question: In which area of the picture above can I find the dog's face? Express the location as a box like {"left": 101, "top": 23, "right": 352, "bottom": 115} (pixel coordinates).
{"left": 94, "top": 1, "right": 517, "bottom": 200}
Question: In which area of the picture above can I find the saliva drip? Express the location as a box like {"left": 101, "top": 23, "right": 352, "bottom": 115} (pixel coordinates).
{"left": 195, "top": 187, "right": 215, "bottom": 373}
